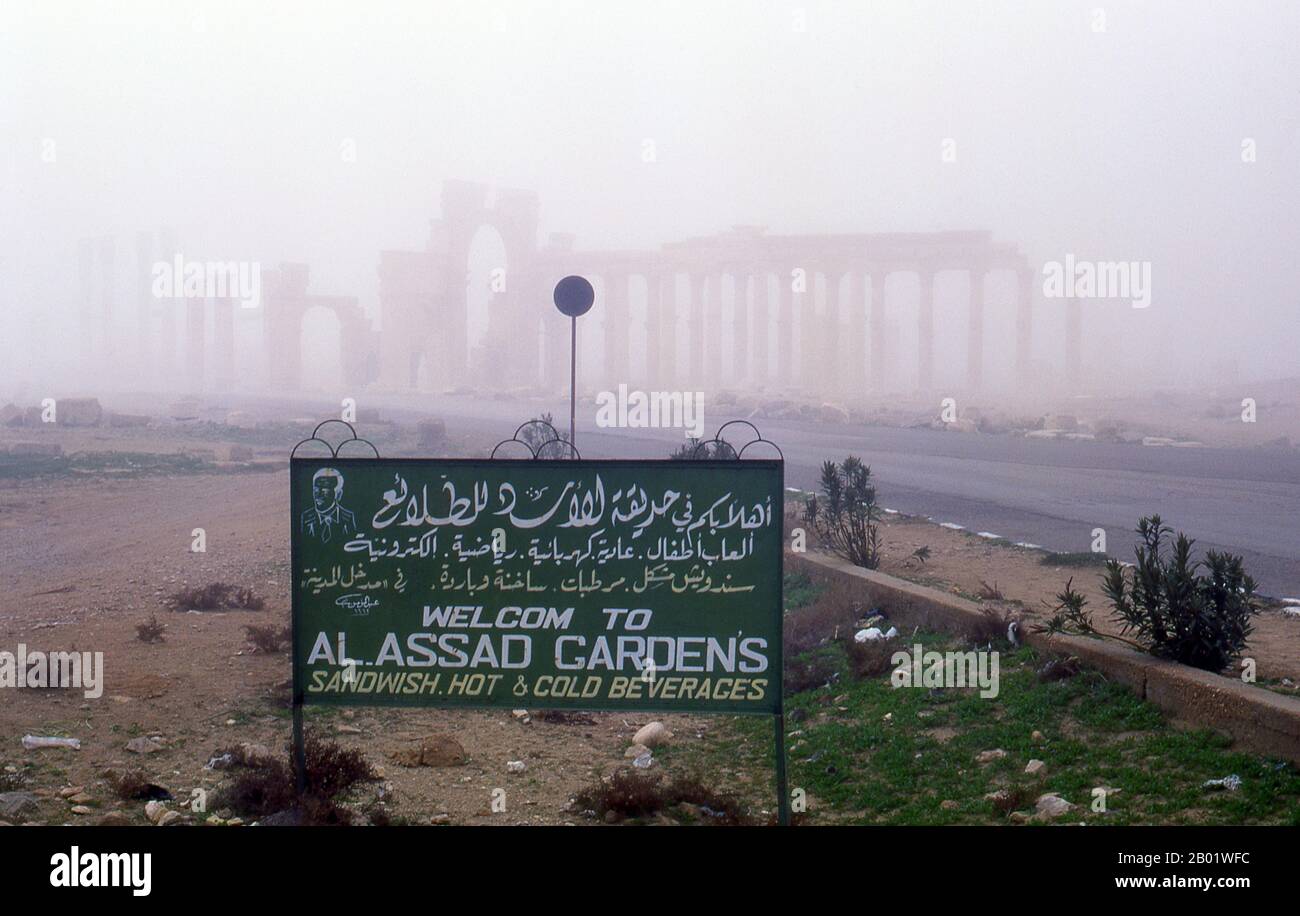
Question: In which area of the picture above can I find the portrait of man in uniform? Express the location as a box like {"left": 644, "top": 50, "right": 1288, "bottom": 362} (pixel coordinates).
{"left": 300, "top": 467, "right": 357, "bottom": 543}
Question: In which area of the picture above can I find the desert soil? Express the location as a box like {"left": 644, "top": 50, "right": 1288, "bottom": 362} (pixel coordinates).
{"left": 1, "top": 442, "right": 1296, "bottom": 826}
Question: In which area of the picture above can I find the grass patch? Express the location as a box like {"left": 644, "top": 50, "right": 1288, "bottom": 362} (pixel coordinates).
{"left": 783, "top": 570, "right": 820, "bottom": 610}
{"left": 664, "top": 566, "right": 1300, "bottom": 825}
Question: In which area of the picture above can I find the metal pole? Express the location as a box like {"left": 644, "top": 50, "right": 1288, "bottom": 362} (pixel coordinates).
{"left": 569, "top": 315, "right": 577, "bottom": 448}
{"left": 292, "top": 703, "right": 306, "bottom": 794}
{"left": 774, "top": 712, "right": 790, "bottom": 825}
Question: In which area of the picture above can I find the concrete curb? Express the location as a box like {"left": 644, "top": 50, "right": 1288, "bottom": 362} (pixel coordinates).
{"left": 792, "top": 551, "right": 1300, "bottom": 764}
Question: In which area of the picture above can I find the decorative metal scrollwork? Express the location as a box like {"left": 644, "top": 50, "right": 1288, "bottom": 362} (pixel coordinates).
{"left": 290, "top": 419, "right": 381, "bottom": 459}
{"left": 490, "top": 418, "right": 581, "bottom": 460}
{"left": 687, "top": 419, "right": 783, "bottom": 460}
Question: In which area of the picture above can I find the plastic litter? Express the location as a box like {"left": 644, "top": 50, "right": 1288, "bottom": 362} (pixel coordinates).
{"left": 22, "top": 735, "right": 80, "bottom": 750}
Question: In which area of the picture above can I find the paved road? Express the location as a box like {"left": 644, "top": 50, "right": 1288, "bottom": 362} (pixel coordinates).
{"left": 295, "top": 393, "right": 1300, "bottom": 598}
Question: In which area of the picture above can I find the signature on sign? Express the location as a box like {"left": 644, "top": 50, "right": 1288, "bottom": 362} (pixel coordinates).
{"left": 335, "top": 594, "right": 380, "bottom": 616}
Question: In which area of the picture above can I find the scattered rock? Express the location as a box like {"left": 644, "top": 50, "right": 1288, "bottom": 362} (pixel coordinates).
{"left": 90, "top": 811, "right": 131, "bottom": 827}
{"left": 633, "top": 721, "right": 673, "bottom": 748}
{"left": 237, "top": 742, "right": 276, "bottom": 767}
{"left": 67, "top": 793, "right": 94, "bottom": 805}
{"left": 70, "top": 805, "right": 93, "bottom": 816}
{"left": 391, "top": 735, "right": 466, "bottom": 768}
{"left": 59, "top": 786, "right": 85, "bottom": 799}
{"left": 506, "top": 760, "right": 527, "bottom": 774}
{"left": 125, "top": 736, "right": 164, "bottom": 755}
{"left": 144, "top": 800, "right": 168, "bottom": 825}
{"left": 624, "top": 743, "right": 651, "bottom": 759}
{"left": 1033, "top": 794, "right": 1075, "bottom": 820}
{"left": 940, "top": 799, "right": 959, "bottom": 810}
{"left": 1024, "top": 759, "right": 1046, "bottom": 776}
{"left": 631, "top": 752, "right": 654, "bottom": 769}
{"left": 258, "top": 808, "right": 306, "bottom": 827}
{"left": 975, "top": 749, "right": 1007, "bottom": 764}
{"left": 157, "top": 811, "right": 185, "bottom": 827}
{"left": 429, "top": 813, "right": 452, "bottom": 825}
{"left": 0, "top": 792, "right": 39, "bottom": 822}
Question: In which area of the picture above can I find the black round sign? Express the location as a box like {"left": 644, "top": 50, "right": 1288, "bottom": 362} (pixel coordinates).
{"left": 553, "top": 275, "right": 594, "bottom": 317}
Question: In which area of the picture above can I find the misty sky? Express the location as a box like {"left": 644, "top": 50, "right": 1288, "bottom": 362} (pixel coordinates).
{"left": 2, "top": 0, "right": 1297, "bottom": 392}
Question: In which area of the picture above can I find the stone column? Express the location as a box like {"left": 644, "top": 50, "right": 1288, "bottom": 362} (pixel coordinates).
{"left": 443, "top": 256, "right": 469, "bottom": 385}
{"left": 799, "top": 270, "right": 819, "bottom": 389}
{"left": 917, "top": 267, "right": 935, "bottom": 390}
{"left": 644, "top": 273, "right": 661, "bottom": 385}
{"left": 659, "top": 273, "right": 677, "bottom": 383}
{"left": 186, "top": 296, "right": 206, "bottom": 392}
{"left": 870, "top": 272, "right": 887, "bottom": 390}
{"left": 835, "top": 271, "right": 860, "bottom": 394}
{"left": 213, "top": 298, "right": 236, "bottom": 391}
{"left": 99, "top": 236, "right": 115, "bottom": 366}
{"left": 968, "top": 268, "right": 986, "bottom": 390}
{"left": 135, "top": 231, "right": 153, "bottom": 375}
{"left": 776, "top": 275, "right": 793, "bottom": 386}
{"left": 732, "top": 272, "right": 749, "bottom": 383}
{"left": 604, "top": 272, "right": 629, "bottom": 382}
{"left": 753, "top": 274, "right": 771, "bottom": 384}
{"left": 702, "top": 273, "right": 722, "bottom": 384}
{"left": 78, "top": 238, "right": 94, "bottom": 364}
{"left": 1017, "top": 267, "right": 1033, "bottom": 381}
{"left": 157, "top": 228, "right": 178, "bottom": 383}
{"left": 1066, "top": 296, "right": 1082, "bottom": 388}
{"left": 689, "top": 274, "right": 706, "bottom": 383}
{"left": 847, "top": 271, "right": 869, "bottom": 394}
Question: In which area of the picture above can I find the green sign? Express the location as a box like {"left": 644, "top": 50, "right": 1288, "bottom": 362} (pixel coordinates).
{"left": 291, "top": 457, "right": 784, "bottom": 714}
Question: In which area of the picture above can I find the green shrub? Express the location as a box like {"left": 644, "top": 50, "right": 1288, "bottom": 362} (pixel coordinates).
{"left": 1102, "top": 516, "right": 1259, "bottom": 672}
{"left": 806, "top": 456, "right": 882, "bottom": 569}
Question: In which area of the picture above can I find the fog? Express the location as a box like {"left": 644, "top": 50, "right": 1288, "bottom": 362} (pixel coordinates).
{"left": 2, "top": 0, "right": 1297, "bottom": 398}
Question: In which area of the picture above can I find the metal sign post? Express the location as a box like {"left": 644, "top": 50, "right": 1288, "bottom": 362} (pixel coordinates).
{"left": 552, "top": 275, "right": 594, "bottom": 449}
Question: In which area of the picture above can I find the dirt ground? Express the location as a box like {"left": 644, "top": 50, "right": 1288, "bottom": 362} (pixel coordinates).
{"left": 1, "top": 430, "right": 1296, "bottom": 826}
{"left": 0, "top": 467, "right": 733, "bottom": 826}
